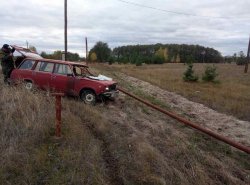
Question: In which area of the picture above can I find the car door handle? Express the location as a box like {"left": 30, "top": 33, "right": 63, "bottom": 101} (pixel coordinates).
{"left": 52, "top": 76, "right": 56, "bottom": 79}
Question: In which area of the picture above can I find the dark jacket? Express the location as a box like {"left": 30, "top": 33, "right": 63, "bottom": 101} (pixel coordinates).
{"left": 0, "top": 49, "right": 14, "bottom": 69}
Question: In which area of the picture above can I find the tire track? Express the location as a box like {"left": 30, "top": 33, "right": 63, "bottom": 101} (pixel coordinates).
{"left": 85, "top": 123, "right": 124, "bottom": 185}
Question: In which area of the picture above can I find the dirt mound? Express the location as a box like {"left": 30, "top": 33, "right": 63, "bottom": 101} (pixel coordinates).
{"left": 118, "top": 73, "right": 250, "bottom": 147}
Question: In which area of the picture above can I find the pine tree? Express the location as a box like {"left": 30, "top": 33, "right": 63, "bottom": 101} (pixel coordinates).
{"left": 183, "top": 63, "right": 199, "bottom": 82}
{"left": 202, "top": 65, "right": 218, "bottom": 82}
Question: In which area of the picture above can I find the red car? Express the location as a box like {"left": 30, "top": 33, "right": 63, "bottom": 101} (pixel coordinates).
{"left": 10, "top": 46, "right": 118, "bottom": 104}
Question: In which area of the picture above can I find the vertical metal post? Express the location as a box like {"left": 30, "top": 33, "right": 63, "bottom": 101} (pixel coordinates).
{"left": 26, "top": 41, "right": 29, "bottom": 49}
{"left": 85, "top": 37, "right": 88, "bottom": 65}
{"left": 244, "top": 36, "right": 250, "bottom": 73}
{"left": 55, "top": 95, "right": 62, "bottom": 137}
{"left": 64, "top": 0, "right": 68, "bottom": 61}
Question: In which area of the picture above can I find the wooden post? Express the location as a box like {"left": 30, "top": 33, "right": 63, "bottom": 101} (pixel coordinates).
{"left": 85, "top": 37, "right": 88, "bottom": 65}
{"left": 64, "top": 0, "right": 68, "bottom": 61}
{"left": 244, "top": 36, "right": 250, "bottom": 73}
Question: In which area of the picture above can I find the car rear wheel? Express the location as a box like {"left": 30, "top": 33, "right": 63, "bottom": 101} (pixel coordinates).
{"left": 80, "top": 90, "right": 96, "bottom": 105}
{"left": 24, "top": 81, "right": 33, "bottom": 90}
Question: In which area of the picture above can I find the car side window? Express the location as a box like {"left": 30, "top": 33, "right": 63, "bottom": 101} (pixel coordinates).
{"left": 19, "top": 60, "right": 35, "bottom": 70}
{"left": 54, "top": 64, "right": 72, "bottom": 75}
{"left": 36, "top": 62, "right": 54, "bottom": 73}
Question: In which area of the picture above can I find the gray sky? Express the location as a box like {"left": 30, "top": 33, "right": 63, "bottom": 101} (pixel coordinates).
{"left": 0, "top": 0, "right": 250, "bottom": 56}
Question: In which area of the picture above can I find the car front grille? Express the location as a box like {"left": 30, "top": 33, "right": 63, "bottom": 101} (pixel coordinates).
{"left": 109, "top": 84, "right": 117, "bottom": 91}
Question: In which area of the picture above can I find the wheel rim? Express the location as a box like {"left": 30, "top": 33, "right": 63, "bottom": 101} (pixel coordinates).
{"left": 25, "top": 82, "right": 33, "bottom": 90}
{"left": 85, "top": 94, "right": 95, "bottom": 103}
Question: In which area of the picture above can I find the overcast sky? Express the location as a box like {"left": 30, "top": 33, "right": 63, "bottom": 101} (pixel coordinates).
{"left": 0, "top": 0, "right": 250, "bottom": 56}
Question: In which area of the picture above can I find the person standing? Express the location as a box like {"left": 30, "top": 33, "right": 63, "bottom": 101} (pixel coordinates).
{"left": 0, "top": 44, "right": 15, "bottom": 84}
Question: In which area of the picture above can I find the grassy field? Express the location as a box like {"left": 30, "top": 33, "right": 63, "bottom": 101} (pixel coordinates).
{"left": 0, "top": 72, "right": 250, "bottom": 184}
{"left": 92, "top": 63, "right": 250, "bottom": 121}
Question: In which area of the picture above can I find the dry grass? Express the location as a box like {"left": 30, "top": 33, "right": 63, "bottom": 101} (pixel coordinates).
{"left": 0, "top": 79, "right": 110, "bottom": 184}
{"left": 96, "top": 95, "right": 250, "bottom": 185}
{"left": 0, "top": 73, "right": 249, "bottom": 185}
{"left": 92, "top": 63, "right": 250, "bottom": 121}
{"left": 0, "top": 83, "right": 54, "bottom": 184}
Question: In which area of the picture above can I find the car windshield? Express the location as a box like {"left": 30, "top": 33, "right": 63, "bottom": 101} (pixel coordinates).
{"left": 72, "top": 65, "right": 93, "bottom": 77}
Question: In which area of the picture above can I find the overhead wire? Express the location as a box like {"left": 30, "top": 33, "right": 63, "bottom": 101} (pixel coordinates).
{"left": 117, "top": 0, "right": 249, "bottom": 20}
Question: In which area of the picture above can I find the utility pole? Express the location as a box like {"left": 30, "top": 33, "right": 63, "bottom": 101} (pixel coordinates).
{"left": 26, "top": 40, "right": 29, "bottom": 49}
{"left": 64, "top": 0, "right": 68, "bottom": 61}
{"left": 244, "top": 36, "right": 250, "bottom": 73}
{"left": 85, "top": 37, "right": 88, "bottom": 65}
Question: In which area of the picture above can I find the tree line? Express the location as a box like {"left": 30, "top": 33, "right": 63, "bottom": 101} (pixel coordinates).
{"left": 31, "top": 42, "right": 248, "bottom": 65}
{"left": 41, "top": 50, "right": 82, "bottom": 61}
{"left": 28, "top": 46, "right": 82, "bottom": 61}
{"left": 89, "top": 42, "right": 223, "bottom": 64}
{"left": 224, "top": 51, "right": 248, "bottom": 65}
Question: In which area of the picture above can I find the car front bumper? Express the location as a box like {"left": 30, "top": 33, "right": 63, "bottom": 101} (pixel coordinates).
{"left": 102, "top": 90, "right": 119, "bottom": 98}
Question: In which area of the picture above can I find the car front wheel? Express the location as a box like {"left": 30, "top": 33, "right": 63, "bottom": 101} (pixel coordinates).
{"left": 80, "top": 90, "right": 96, "bottom": 105}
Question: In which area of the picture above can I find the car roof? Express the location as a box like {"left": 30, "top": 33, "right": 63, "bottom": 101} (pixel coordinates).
{"left": 25, "top": 57, "right": 88, "bottom": 68}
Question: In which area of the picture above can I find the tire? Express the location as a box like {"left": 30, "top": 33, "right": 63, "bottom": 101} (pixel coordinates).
{"left": 80, "top": 90, "right": 96, "bottom": 105}
{"left": 24, "top": 81, "right": 33, "bottom": 90}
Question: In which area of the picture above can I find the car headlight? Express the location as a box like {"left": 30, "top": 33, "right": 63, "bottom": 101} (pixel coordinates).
{"left": 105, "top": 87, "right": 109, "bottom": 91}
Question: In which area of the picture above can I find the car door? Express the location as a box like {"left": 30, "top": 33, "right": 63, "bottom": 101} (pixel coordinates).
{"left": 51, "top": 63, "right": 75, "bottom": 94}
{"left": 33, "top": 61, "right": 54, "bottom": 90}
{"left": 11, "top": 59, "right": 36, "bottom": 81}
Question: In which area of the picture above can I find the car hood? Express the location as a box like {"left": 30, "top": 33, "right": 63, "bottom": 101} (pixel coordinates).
{"left": 79, "top": 74, "right": 117, "bottom": 86}
{"left": 88, "top": 75, "right": 113, "bottom": 81}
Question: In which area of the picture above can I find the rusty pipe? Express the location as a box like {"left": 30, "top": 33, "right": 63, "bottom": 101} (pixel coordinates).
{"left": 118, "top": 87, "right": 250, "bottom": 154}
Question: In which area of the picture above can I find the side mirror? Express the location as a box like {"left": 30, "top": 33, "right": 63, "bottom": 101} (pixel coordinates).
{"left": 67, "top": 73, "right": 74, "bottom": 77}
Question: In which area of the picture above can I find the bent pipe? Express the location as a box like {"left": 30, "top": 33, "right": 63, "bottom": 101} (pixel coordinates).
{"left": 118, "top": 87, "right": 250, "bottom": 154}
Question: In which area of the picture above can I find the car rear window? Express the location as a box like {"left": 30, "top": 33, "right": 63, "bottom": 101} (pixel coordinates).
{"left": 35, "top": 62, "right": 54, "bottom": 73}
{"left": 54, "top": 64, "right": 72, "bottom": 75}
{"left": 19, "top": 60, "right": 35, "bottom": 70}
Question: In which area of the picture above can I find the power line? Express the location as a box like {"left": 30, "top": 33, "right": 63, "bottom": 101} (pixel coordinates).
{"left": 117, "top": 0, "right": 247, "bottom": 19}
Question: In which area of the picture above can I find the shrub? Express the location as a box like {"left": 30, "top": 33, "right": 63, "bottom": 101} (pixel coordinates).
{"left": 236, "top": 51, "right": 247, "bottom": 65}
{"left": 136, "top": 60, "right": 143, "bottom": 66}
{"left": 202, "top": 65, "right": 218, "bottom": 82}
{"left": 135, "top": 56, "right": 143, "bottom": 66}
{"left": 118, "top": 57, "right": 129, "bottom": 64}
{"left": 183, "top": 63, "right": 199, "bottom": 82}
{"left": 236, "top": 57, "right": 247, "bottom": 65}
{"left": 89, "top": 52, "right": 97, "bottom": 62}
{"left": 186, "top": 55, "right": 195, "bottom": 64}
{"left": 108, "top": 56, "right": 115, "bottom": 65}
{"left": 151, "top": 55, "right": 165, "bottom": 64}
